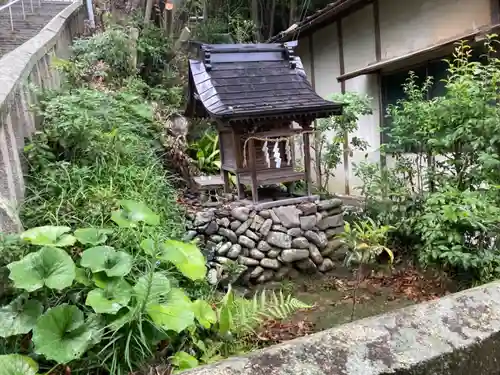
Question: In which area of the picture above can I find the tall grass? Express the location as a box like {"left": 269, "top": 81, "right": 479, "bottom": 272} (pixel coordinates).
{"left": 21, "top": 86, "right": 186, "bottom": 242}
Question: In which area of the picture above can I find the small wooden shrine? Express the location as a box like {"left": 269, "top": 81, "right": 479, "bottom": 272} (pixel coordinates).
{"left": 185, "top": 42, "right": 342, "bottom": 203}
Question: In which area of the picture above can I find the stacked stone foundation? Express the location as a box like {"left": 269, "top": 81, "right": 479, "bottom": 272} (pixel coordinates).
{"left": 185, "top": 198, "right": 347, "bottom": 286}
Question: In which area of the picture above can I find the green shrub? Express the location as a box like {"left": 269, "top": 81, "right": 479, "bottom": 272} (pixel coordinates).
{"left": 316, "top": 92, "right": 372, "bottom": 193}
{"left": 0, "top": 209, "right": 311, "bottom": 374}
{"left": 356, "top": 37, "right": 500, "bottom": 282}
{"left": 338, "top": 218, "right": 394, "bottom": 267}
{"left": 22, "top": 87, "right": 185, "bottom": 240}
{"left": 69, "top": 27, "right": 134, "bottom": 83}
{"left": 0, "top": 203, "right": 208, "bottom": 374}
{"left": 415, "top": 186, "right": 500, "bottom": 283}
{"left": 187, "top": 130, "right": 221, "bottom": 175}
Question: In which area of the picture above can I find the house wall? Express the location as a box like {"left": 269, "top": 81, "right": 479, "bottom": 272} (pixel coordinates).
{"left": 341, "top": 4, "right": 379, "bottom": 193}
{"left": 296, "top": 0, "right": 493, "bottom": 195}
{"left": 379, "top": 0, "right": 491, "bottom": 60}
{"left": 310, "top": 22, "right": 344, "bottom": 191}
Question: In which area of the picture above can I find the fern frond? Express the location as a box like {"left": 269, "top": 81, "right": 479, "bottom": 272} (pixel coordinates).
{"left": 254, "top": 290, "right": 311, "bottom": 322}
{"left": 221, "top": 289, "right": 312, "bottom": 338}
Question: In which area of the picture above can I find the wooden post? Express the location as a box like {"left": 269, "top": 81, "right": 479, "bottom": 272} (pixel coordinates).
{"left": 174, "top": 26, "right": 191, "bottom": 51}
{"left": 144, "top": 0, "right": 153, "bottom": 24}
{"left": 128, "top": 27, "right": 139, "bottom": 72}
{"left": 303, "top": 131, "right": 312, "bottom": 196}
{"left": 232, "top": 130, "right": 245, "bottom": 199}
{"left": 165, "top": 8, "right": 173, "bottom": 36}
{"left": 218, "top": 131, "right": 230, "bottom": 193}
{"left": 248, "top": 138, "right": 259, "bottom": 203}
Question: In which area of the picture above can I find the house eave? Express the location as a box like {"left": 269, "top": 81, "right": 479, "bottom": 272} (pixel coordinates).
{"left": 336, "top": 23, "right": 500, "bottom": 82}
{"left": 268, "top": 0, "right": 369, "bottom": 43}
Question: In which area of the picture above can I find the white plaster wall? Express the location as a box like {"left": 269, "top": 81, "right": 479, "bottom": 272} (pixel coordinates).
{"left": 296, "top": 37, "right": 312, "bottom": 84}
{"left": 379, "top": 0, "right": 491, "bottom": 60}
{"left": 310, "top": 22, "right": 345, "bottom": 193}
{"left": 342, "top": 4, "right": 380, "bottom": 195}
{"left": 311, "top": 22, "right": 342, "bottom": 98}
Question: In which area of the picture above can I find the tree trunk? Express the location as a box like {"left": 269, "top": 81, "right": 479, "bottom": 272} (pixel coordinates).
{"left": 268, "top": 0, "right": 276, "bottom": 40}
{"left": 251, "top": 0, "right": 261, "bottom": 42}
{"left": 289, "top": 0, "right": 297, "bottom": 27}
{"left": 144, "top": 0, "right": 153, "bottom": 23}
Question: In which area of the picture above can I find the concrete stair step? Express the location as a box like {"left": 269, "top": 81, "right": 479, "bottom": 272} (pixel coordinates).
{"left": 0, "top": 1, "right": 71, "bottom": 56}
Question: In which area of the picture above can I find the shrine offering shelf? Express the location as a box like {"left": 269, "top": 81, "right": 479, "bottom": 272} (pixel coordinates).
{"left": 239, "top": 167, "right": 304, "bottom": 186}
{"left": 241, "top": 128, "right": 306, "bottom": 139}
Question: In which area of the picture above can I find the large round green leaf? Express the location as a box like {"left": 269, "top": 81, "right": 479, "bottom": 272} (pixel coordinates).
{"left": 74, "top": 228, "right": 113, "bottom": 245}
{"left": 111, "top": 200, "right": 160, "bottom": 228}
{"left": 0, "top": 354, "right": 39, "bottom": 375}
{"left": 20, "top": 226, "right": 75, "bottom": 247}
{"left": 171, "top": 351, "right": 199, "bottom": 371}
{"left": 0, "top": 295, "right": 43, "bottom": 337}
{"left": 133, "top": 272, "right": 171, "bottom": 307}
{"left": 110, "top": 211, "right": 136, "bottom": 229}
{"left": 74, "top": 267, "right": 92, "bottom": 286}
{"left": 120, "top": 200, "right": 160, "bottom": 226}
{"left": 158, "top": 240, "right": 206, "bottom": 281}
{"left": 80, "top": 246, "right": 133, "bottom": 277}
{"left": 86, "top": 279, "right": 132, "bottom": 314}
{"left": 8, "top": 247, "right": 76, "bottom": 292}
{"left": 91, "top": 272, "right": 121, "bottom": 288}
{"left": 146, "top": 288, "right": 194, "bottom": 333}
{"left": 192, "top": 299, "right": 216, "bottom": 329}
{"left": 140, "top": 238, "right": 158, "bottom": 257}
{"left": 33, "top": 304, "right": 102, "bottom": 364}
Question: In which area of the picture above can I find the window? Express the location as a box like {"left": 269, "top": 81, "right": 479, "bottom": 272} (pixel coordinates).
{"left": 381, "top": 46, "right": 487, "bottom": 145}
{"left": 382, "top": 47, "right": 488, "bottom": 116}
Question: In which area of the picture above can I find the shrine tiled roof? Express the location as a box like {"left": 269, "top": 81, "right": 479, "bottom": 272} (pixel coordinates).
{"left": 185, "top": 42, "right": 342, "bottom": 123}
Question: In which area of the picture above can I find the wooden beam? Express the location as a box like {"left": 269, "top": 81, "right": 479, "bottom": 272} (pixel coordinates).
{"left": 308, "top": 33, "right": 323, "bottom": 192}
{"left": 303, "top": 128, "right": 312, "bottom": 196}
{"left": 338, "top": 23, "right": 500, "bottom": 82}
{"left": 373, "top": 0, "right": 381, "bottom": 62}
{"left": 218, "top": 130, "right": 230, "bottom": 193}
{"left": 337, "top": 19, "right": 350, "bottom": 196}
{"left": 377, "top": 72, "right": 386, "bottom": 168}
{"left": 232, "top": 129, "right": 245, "bottom": 199}
{"left": 248, "top": 138, "right": 259, "bottom": 203}
{"left": 373, "top": 0, "right": 386, "bottom": 168}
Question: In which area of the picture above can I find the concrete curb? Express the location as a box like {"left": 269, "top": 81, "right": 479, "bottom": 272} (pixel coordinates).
{"left": 0, "top": 0, "right": 82, "bottom": 107}
{"left": 181, "top": 281, "right": 500, "bottom": 375}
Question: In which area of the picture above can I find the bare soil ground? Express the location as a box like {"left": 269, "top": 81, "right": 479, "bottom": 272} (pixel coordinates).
{"left": 252, "top": 263, "right": 454, "bottom": 345}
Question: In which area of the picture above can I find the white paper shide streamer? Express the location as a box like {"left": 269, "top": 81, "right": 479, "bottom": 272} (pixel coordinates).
{"left": 262, "top": 140, "right": 271, "bottom": 168}
{"left": 273, "top": 141, "right": 281, "bottom": 168}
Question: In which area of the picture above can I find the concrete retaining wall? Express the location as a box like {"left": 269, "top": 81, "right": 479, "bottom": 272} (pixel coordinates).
{"left": 0, "top": 0, "right": 85, "bottom": 233}
{"left": 182, "top": 281, "right": 500, "bottom": 375}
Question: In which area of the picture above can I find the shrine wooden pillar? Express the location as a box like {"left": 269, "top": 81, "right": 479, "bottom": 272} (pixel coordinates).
{"left": 302, "top": 121, "right": 313, "bottom": 196}
{"left": 231, "top": 128, "right": 245, "bottom": 199}
{"left": 248, "top": 137, "right": 259, "bottom": 203}
{"left": 218, "top": 127, "right": 231, "bottom": 194}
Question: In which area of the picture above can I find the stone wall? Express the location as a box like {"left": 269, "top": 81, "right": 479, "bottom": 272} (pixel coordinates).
{"left": 181, "top": 281, "right": 500, "bottom": 375}
{"left": 185, "top": 198, "right": 347, "bottom": 286}
{"left": 0, "top": 1, "right": 85, "bottom": 233}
